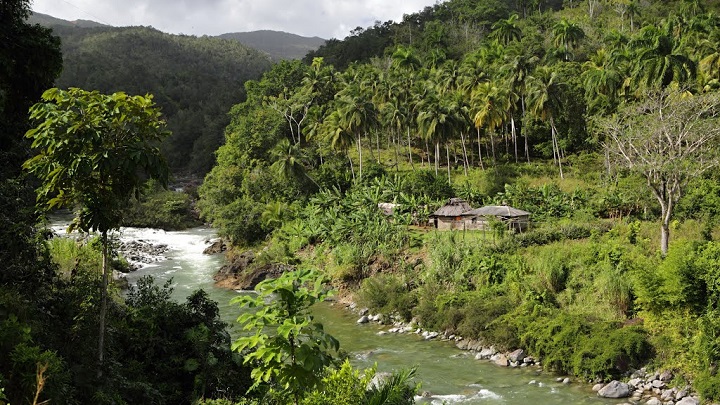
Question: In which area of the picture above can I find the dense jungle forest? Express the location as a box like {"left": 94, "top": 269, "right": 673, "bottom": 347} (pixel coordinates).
{"left": 4, "top": 0, "right": 720, "bottom": 403}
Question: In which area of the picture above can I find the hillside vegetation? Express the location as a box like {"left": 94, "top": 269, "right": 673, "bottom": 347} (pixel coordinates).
{"left": 198, "top": 0, "right": 720, "bottom": 400}
{"left": 48, "top": 25, "right": 273, "bottom": 175}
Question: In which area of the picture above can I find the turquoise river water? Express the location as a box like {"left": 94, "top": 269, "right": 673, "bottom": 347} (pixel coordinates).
{"left": 50, "top": 220, "right": 616, "bottom": 404}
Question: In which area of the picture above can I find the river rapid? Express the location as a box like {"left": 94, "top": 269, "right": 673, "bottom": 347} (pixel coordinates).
{"left": 50, "top": 219, "right": 613, "bottom": 404}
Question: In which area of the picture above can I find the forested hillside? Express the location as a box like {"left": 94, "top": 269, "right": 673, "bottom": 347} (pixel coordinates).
{"left": 198, "top": 0, "right": 720, "bottom": 401}
{"left": 49, "top": 25, "right": 273, "bottom": 175}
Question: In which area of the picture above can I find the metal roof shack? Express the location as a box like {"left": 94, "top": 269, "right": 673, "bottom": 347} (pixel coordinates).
{"left": 429, "top": 198, "right": 474, "bottom": 230}
{"left": 462, "top": 205, "right": 531, "bottom": 232}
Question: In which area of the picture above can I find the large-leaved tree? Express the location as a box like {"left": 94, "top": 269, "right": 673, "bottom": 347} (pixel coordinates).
{"left": 23, "top": 87, "right": 169, "bottom": 375}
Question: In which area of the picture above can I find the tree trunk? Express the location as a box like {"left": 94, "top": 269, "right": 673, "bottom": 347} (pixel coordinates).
{"left": 435, "top": 141, "right": 440, "bottom": 176}
{"left": 357, "top": 133, "right": 363, "bottom": 179}
{"left": 407, "top": 127, "right": 414, "bottom": 170}
{"left": 551, "top": 117, "right": 564, "bottom": 179}
{"left": 98, "top": 230, "right": 109, "bottom": 378}
{"left": 511, "top": 116, "right": 518, "bottom": 163}
{"left": 425, "top": 139, "right": 431, "bottom": 168}
{"left": 460, "top": 132, "right": 469, "bottom": 176}
{"left": 392, "top": 131, "right": 399, "bottom": 172}
{"left": 348, "top": 154, "right": 355, "bottom": 181}
{"left": 521, "top": 95, "right": 530, "bottom": 163}
{"left": 476, "top": 128, "right": 485, "bottom": 170}
{"left": 446, "top": 144, "right": 451, "bottom": 184}
{"left": 489, "top": 131, "right": 496, "bottom": 163}
{"left": 660, "top": 221, "right": 670, "bottom": 257}
{"left": 376, "top": 131, "right": 381, "bottom": 163}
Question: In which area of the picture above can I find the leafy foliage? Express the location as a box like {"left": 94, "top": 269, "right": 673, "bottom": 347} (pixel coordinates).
{"left": 231, "top": 269, "right": 339, "bottom": 403}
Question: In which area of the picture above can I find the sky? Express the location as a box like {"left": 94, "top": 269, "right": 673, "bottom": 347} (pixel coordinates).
{"left": 31, "top": 0, "right": 443, "bottom": 39}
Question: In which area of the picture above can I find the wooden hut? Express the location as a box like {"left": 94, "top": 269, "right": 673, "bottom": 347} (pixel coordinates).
{"left": 461, "top": 205, "right": 531, "bottom": 232}
{"left": 430, "top": 198, "right": 473, "bottom": 230}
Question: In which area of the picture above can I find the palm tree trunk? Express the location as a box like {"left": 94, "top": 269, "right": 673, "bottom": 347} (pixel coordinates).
{"left": 489, "top": 131, "right": 496, "bottom": 163}
{"left": 348, "top": 154, "right": 356, "bottom": 181}
{"left": 550, "top": 117, "right": 564, "bottom": 179}
{"left": 407, "top": 127, "right": 414, "bottom": 170}
{"left": 376, "top": 131, "right": 381, "bottom": 163}
{"left": 435, "top": 141, "right": 440, "bottom": 176}
{"left": 425, "top": 139, "right": 431, "bottom": 168}
{"left": 522, "top": 95, "right": 530, "bottom": 163}
{"left": 98, "top": 230, "right": 109, "bottom": 378}
{"left": 446, "top": 144, "right": 451, "bottom": 184}
{"left": 511, "top": 116, "right": 518, "bottom": 163}
{"left": 460, "top": 132, "right": 469, "bottom": 176}
{"left": 357, "top": 133, "right": 363, "bottom": 179}
{"left": 476, "top": 128, "right": 485, "bottom": 170}
{"left": 392, "top": 131, "right": 399, "bottom": 172}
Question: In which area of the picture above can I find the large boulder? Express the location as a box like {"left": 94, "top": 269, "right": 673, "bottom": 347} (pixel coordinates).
{"left": 203, "top": 238, "right": 226, "bottom": 254}
{"left": 492, "top": 354, "right": 509, "bottom": 367}
{"left": 508, "top": 349, "right": 526, "bottom": 363}
{"left": 214, "top": 250, "right": 295, "bottom": 289}
{"left": 676, "top": 397, "right": 699, "bottom": 405}
{"left": 597, "top": 381, "right": 631, "bottom": 398}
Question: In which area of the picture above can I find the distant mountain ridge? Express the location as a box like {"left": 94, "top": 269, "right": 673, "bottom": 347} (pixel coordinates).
{"left": 218, "top": 30, "right": 326, "bottom": 61}
{"left": 29, "top": 11, "right": 109, "bottom": 28}
{"left": 30, "top": 12, "right": 325, "bottom": 60}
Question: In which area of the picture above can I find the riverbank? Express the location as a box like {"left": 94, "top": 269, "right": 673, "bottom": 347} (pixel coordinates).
{"left": 336, "top": 296, "right": 704, "bottom": 405}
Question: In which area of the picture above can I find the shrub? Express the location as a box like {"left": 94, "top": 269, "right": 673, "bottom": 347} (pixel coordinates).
{"left": 124, "top": 189, "right": 201, "bottom": 230}
{"left": 695, "top": 372, "right": 720, "bottom": 402}
{"left": 358, "top": 273, "right": 417, "bottom": 321}
{"left": 572, "top": 325, "right": 652, "bottom": 379}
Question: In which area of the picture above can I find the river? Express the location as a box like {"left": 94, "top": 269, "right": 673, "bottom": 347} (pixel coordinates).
{"left": 50, "top": 219, "right": 612, "bottom": 404}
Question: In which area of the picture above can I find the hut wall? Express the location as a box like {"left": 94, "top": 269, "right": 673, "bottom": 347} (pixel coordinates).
{"left": 436, "top": 217, "right": 465, "bottom": 230}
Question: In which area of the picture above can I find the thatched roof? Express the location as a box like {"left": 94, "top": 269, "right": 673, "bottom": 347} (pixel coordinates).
{"left": 462, "top": 205, "right": 530, "bottom": 218}
{"left": 431, "top": 198, "right": 473, "bottom": 217}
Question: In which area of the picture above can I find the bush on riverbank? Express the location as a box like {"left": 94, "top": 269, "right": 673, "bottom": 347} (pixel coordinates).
{"left": 123, "top": 183, "right": 201, "bottom": 231}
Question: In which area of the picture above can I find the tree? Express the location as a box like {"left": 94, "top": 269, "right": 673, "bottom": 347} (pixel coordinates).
{"left": 23, "top": 88, "right": 169, "bottom": 374}
{"left": 526, "top": 66, "right": 565, "bottom": 178}
{"left": 491, "top": 14, "right": 522, "bottom": 46}
{"left": 231, "top": 269, "right": 339, "bottom": 405}
{"left": 335, "top": 74, "right": 378, "bottom": 181}
{"left": 599, "top": 88, "right": 720, "bottom": 256}
{"left": 629, "top": 24, "right": 696, "bottom": 90}
{"left": 472, "top": 81, "right": 510, "bottom": 164}
{"left": 553, "top": 18, "right": 585, "bottom": 61}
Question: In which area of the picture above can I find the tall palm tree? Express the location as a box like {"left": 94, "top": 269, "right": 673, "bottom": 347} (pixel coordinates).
{"left": 500, "top": 44, "right": 540, "bottom": 163}
{"left": 526, "top": 66, "right": 564, "bottom": 179}
{"left": 629, "top": 23, "right": 696, "bottom": 90}
{"left": 581, "top": 48, "right": 624, "bottom": 114}
{"left": 553, "top": 18, "right": 585, "bottom": 61}
{"left": 391, "top": 45, "right": 421, "bottom": 72}
{"left": 627, "top": 0, "right": 640, "bottom": 32}
{"left": 318, "top": 109, "right": 356, "bottom": 180}
{"left": 491, "top": 14, "right": 522, "bottom": 46}
{"left": 416, "top": 86, "right": 462, "bottom": 182}
{"left": 335, "top": 77, "right": 378, "bottom": 181}
{"left": 471, "top": 81, "right": 510, "bottom": 165}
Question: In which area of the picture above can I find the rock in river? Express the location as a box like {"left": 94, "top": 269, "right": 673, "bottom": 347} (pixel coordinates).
{"left": 597, "top": 381, "right": 631, "bottom": 398}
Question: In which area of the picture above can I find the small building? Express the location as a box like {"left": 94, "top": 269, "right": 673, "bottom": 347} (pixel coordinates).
{"left": 377, "top": 202, "right": 400, "bottom": 216}
{"left": 430, "top": 198, "right": 474, "bottom": 230}
{"left": 461, "top": 205, "right": 531, "bottom": 232}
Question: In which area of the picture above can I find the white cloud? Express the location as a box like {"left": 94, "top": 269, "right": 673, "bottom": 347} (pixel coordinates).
{"left": 31, "top": 0, "right": 442, "bottom": 39}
